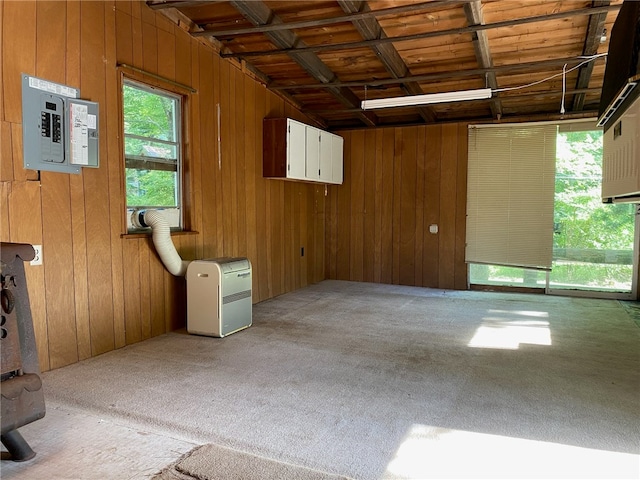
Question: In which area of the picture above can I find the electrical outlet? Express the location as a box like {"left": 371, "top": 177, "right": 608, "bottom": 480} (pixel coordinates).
{"left": 30, "top": 245, "right": 43, "bottom": 266}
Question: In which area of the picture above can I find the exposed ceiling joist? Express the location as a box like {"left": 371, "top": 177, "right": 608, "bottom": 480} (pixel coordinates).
{"left": 463, "top": 1, "right": 503, "bottom": 119}
{"left": 150, "top": 0, "right": 623, "bottom": 130}
{"left": 269, "top": 55, "right": 607, "bottom": 91}
{"left": 228, "top": 0, "right": 378, "bottom": 127}
{"left": 572, "top": 0, "right": 611, "bottom": 111}
{"left": 306, "top": 87, "right": 603, "bottom": 115}
{"left": 194, "top": 0, "right": 469, "bottom": 37}
{"left": 338, "top": 0, "right": 436, "bottom": 123}
{"left": 220, "top": 4, "right": 621, "bottom": 59}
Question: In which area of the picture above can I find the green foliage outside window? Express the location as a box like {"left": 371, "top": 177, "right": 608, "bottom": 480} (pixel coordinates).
{"left": 123, "top": 84, "right": 176, "bottom": 142}
{"left": 123, "top": 82, "right": 180, "bottom": 209}
{"left": 476, "top": 130, "right": 634, "bottom": 291}
{"left": 554, "top": 131, "right": 632, "bottom": 250}
{"left": 126, "top": 169, "right": 177, "bottom": 207}
{"left": 551, "top": 130, "right": 634, "bottom": 290}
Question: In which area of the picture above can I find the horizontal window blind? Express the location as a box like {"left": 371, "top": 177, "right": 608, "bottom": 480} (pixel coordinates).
{"left": 466, "top": 124, "right": 557, "bottom": 270}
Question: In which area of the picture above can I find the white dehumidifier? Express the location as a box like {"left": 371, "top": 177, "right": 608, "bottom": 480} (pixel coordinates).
{"left": 186, "top": 257, "right": 252, "bottom": 337}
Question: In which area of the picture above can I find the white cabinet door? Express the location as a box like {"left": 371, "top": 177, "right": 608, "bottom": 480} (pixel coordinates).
{"left": 305, "top": 125, "right": 320, "bottom": 180}
{"left": 286, "top": 119, "right": 306, "bottom": 180}
{"left": 331, "top": 134, "right": 344, "bottom": 184}
{"left": 276, "top": 118, "right": 343, "bottom": 184}
{"left": 319, "top": 130, "right": 333, "bottom": 182}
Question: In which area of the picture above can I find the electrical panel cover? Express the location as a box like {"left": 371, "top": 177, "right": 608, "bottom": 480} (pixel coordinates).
{"left": 22, "top": 74, "right": 99, "bottom": 174}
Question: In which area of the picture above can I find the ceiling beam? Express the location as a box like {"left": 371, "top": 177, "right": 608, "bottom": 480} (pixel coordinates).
{"left": 228, "top": 0, "right": 378, "bottom": 127}
{"left": 269, "top": 55, "right": 607, "bottom": 91}
{"left": 220, "top": 4, "right": 621, "bottom": 59}
{"left": 306, "top": 88, "right": 603, "bottom": 115}
{"left": 571, "top": 0, "right": 610, "bottom": 111}
{"left": 194, "top": 0, "right": 469, "bottom": 37}
{"left": 337, "top": 0, "right": 436, "bottom": 123}
{"left": 463, "top": 1, "right": 503, "bottom": 119}
{"left": 326, "top": 109, "right": 600, "bottom": 131}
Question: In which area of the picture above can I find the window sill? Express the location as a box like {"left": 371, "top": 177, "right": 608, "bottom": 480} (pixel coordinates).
{"left": 121, "top": 230, "right": 199, "bottom": 239}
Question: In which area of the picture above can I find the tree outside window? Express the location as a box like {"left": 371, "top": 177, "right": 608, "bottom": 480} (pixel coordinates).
{"left": 123, "top": 80, "right": 182, "bottom": 230}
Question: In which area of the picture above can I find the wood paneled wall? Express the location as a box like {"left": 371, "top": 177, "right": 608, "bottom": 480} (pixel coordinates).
{"left": 325, "top": 124, "right": 469, "bottom": 290}
{"left": 1, "top": 0, "right": 326, "bottom": 372}
{"left": 1, "top": 1, "right": 472, "bottom": 372}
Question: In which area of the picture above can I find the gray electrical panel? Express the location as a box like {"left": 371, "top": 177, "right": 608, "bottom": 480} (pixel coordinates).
{"left": 22, "top": 74, "right": 99, "bottom": 174}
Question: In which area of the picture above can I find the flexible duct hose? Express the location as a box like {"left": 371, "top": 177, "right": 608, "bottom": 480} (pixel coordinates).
{"left": 132, "top": 209, "right": 190, "bottom": 276}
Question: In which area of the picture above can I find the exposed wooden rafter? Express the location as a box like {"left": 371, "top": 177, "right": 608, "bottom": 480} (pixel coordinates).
{"left": 306, "top": 87, "right": 603, "bottom": 115}
{"left": 228, "top": 0, "right": 378, "bottom": 127}
{"left": 463, "top": 1, "right": 503, "bottom": 119}
{"left": 193, "top": 0, "right": 469, "bottom": 37}
{"left": 148, "top": 0, "right": 624, "bottom": 129}
{"left": 571, "top": 0, "right": 610, "bottom": 111}
{"left": 337, "top": 0, "right": 436, "bottom": 123}
{"left": 269, "top": 56, "right": 608, "bottom": 91}
{"left": 220, "top": 4, "right": 621, "bottom": 59}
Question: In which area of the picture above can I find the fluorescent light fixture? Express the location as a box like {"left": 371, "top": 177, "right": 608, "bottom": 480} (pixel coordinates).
{"left": 361, "top": 88, "right": 492, "bottom": 110}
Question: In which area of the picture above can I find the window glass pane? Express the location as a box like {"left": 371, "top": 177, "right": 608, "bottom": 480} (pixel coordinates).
{"left": 551, "top": 130, "right": 634, "bottom": 293}
{"left": 123, "top": 84, "right": 177, "bottom": 142}
{"left": 125, "top": 137, "right": 177, "bottom": 161}
{"left": 126, "top": 168, "right": 178, "bottom": 207}
{"left": 123, "top": 79, "right": 182, "bottom": 231}
{"left": 469, "top": 264, "right": 547, "bottom": 288}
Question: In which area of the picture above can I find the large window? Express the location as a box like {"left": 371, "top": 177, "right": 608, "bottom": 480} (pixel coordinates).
{"left": 467, "top": 121, "right": 638, "bottom": 299}
{"left": 466, "top": 124, "right": 557, "bottom": 271}
{"left": 123, "top": 79, "right": 183, "bottom": 231}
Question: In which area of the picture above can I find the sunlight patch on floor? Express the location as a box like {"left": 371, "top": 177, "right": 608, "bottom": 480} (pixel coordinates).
{"left": 468, "top": 310, "right": 551, "bottom": 349}
{"left": 383, "top": 424, "right": 639, "bottom": 479}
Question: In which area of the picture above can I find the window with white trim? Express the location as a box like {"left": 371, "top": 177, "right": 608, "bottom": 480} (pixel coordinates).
{"left": 123, "top": 79, "right": 183, "bottom": 232}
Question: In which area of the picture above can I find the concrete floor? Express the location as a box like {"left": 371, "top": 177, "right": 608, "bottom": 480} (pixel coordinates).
{"left": 0, "top": 400, "right": 196, "bottom": 480}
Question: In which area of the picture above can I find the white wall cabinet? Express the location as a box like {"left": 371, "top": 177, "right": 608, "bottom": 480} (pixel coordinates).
{"left": 263, "top": 118, "right": 343, "bottom": 185}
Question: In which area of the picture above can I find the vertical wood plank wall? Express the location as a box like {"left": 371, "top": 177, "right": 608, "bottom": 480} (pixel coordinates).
{"left": 1, "top": 0, "right": 326, "bottom": 372}
{"left": 1, "top": 1, "right": 473, "bottom": 372}
{"left": 326, "top": 124, "right": 469, "bottom": 290}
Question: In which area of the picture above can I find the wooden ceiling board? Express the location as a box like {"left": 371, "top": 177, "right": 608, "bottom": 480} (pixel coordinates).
{"left": 151, "top": 0, "right": 626, "bottom": 129}
{"left": 371, "top": 111, "right": 423, "bottom": 123}
{"left": 264, "top": 1, "right": 341, "bottom": 21}
{"left": 394, "top": 33, "right": 478, "bottom": 57}
{"left": 481, "top": 0, "right": 593, "bottom": 20}
{"left": 494, "top": 75, "right": 577, "bottom": 99}
{"left": 248, "top": 52, "right": 306, "bottom": 68}
{"left": 178, "top": 3, "right": 248, "bottom": 26}
{"left": 403, "top": 49, "right": 480, "bottom": 72}
{"left": 317, "top": 58, "right": 391, "bottom": 82}
{"left": 294, "top": 24, "right": 370, "bottom": 46}
{"left": 255, "top": 66, "right": 320, "bottom": 85}
{"left": 358, "top": 85, "right": 408, "bottom": 101}
{"left": 417, "top": 77, "right": 490, "bottom": 94}
{"left": 376, "top": 4, "right": 469, "bottom": 32}
{"left": 218, "top": 40, "right": 279, "bottom": 54}
{"left": 487, "top": 17, "right": 589, "bottom": 43}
